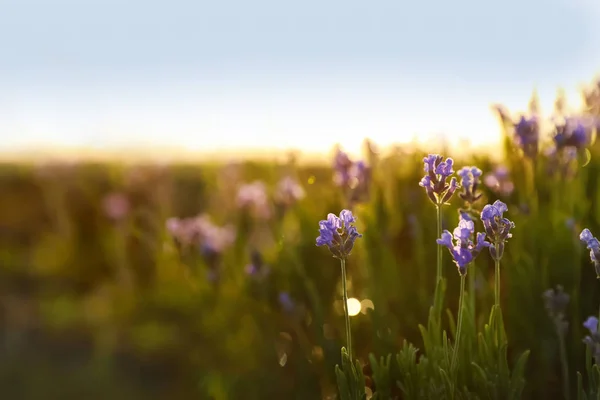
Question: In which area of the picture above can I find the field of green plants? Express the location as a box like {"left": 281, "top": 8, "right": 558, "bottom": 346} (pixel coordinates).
{"left": 2, "top": 77, "right": 600, "bottom": 399}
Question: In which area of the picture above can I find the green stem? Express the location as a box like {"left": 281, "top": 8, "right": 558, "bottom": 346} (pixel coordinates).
{"left": 452, "top": 274, "right": 466, "bottom": 372}
{"left": 558, "top": 329, "right": 571, "bottom": 400}
{"left": 468, "top": 261, "right": 476, "bottom": 324}
{"left": 436, "top": 204, "right": 443, "bottom": 282}
{"left": 340, "top": 258, "right": 353, "bottom": 361}
{"left": 494, "top": 253, "right": 501, "bottom": 307}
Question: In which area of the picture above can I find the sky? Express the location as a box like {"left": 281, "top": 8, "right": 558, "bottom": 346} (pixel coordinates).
{"left": 1, "top": 0, "right": 600, "bottom": 158}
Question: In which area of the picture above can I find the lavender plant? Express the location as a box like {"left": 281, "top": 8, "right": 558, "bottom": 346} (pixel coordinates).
{"left": 316, "top": 209, "right": 364, "bottom": 400}
{"left": 437, "top": 215, "right": 490, "bottom": 371}
{"left": 419, "top": 154, "right": 459, "bottom": 335}
{"left": 480, "top": 200, "right": 515, "bottom": 306}
{"left": 543, "top": 285, "right": 571, "bottom": 399}
{"left": 457, "top": 166, "right": 485, "bottom": 322}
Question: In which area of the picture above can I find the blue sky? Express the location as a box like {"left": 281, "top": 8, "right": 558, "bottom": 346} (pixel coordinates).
{"left": 1, "top": 0, "right": 600, "bottom": 157}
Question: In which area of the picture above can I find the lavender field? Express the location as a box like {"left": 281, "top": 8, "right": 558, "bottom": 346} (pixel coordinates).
{"left": 2, "top": 78, "right": 600, "bottom": 399}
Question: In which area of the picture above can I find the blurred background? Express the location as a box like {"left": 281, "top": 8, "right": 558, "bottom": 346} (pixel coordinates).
{"left": 3, "top": 0, "right": 600, "bottom": 399}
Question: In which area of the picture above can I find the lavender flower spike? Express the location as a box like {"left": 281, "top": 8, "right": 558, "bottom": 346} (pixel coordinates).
{"left": 580, "top": 228, "right": 600, "bottom": 278}
{"left": 436, "top": 214, "right": 490, "bottom": 275}
{"left": 419, "top": 154, "right": 459, "bottom": 205}
{"left": 458, "top": 166, "right": 483, "bottom": 205}
{"left": 583, "top": 316, "right": 600, "bottom": 363}
{"left": 480, "top": 200, "right": 515, "bottom": 261}
{"left": 542, "top": 285, "right": 569, "bottom": 336}
{"left": 316, "top": 209, "right": 362, "bottom": 259}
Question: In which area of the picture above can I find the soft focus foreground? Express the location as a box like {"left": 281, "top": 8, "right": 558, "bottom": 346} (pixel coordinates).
{"left": 2, "top": 79, "right": 600, "bottom": 400}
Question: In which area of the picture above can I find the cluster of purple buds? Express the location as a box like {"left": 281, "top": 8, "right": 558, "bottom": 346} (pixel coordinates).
{"left": 553, "top": 117, "right": 593, "bottom": 150}
{"left": 580, "top": 229, "right": 600, "bottom": 278}
{"left": 480, "top": 200, "right": 515, "bottom": 261}
{"left": 332, "top": 148, "right": 371, "bottom": 204}
{"left": 583, "top": 316, "right": 600, "bottom": 363}
{"left": 274, "top": 176, "right": 305, "bottom": 208}
{"left": 458, "top": 166, "right": 483, "bottom": 206}
{"left": 166, "top": 214, "right": 236, "bottom": 275}
{"left": 419, "top": 154, "right": 459, "bottom": 206}
{"left": 333, "top": 148, "right": 354, "bottom": 187}
{"left": 316, "top": 210, "right": 362, "bottom": 260}
{"left": 436, "top": 214, "right": 490, "bottom": 275}
{"left": 484, "top": 166, "right": 514, "bottom": 196}
{"left": 237, "top": 181, "right": 271, "bottom": 218}
{"left": 542, "top": 285, "right": 570, "bottom": 336}
{"left": 513, "top": 115, "right": 540, "bottom": 158}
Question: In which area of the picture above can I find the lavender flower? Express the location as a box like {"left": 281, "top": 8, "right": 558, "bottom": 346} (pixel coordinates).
{"left": 480, "top": 200, "right": 515, "bottom": 261}
{"left": 514, "top": 115, "right": 540, "bottom": 158}
{"left": 332, "top": 148, "right": 371, "bottom": 204}
{"left": 542, "top": 285, "right": 570, "bottom": 336}
{"left": 583, "top": 316, "right": 600, "bottom": 363}
{"left": 458, "top": 166, "right": 483, "bottom": 205}
{"left": 237, "top": 181, "right": 271, "bottom": 218}
{"left": 166, "top": 214, "right": 236, "bottom": 279}
{"left": 274, "top": 176, "right": 305, "bottom": 207}
{"left": 436, "top": 215, "right": 490, "bottom": 275}
{"left": 316, "top": 210, "right": 362, "bottom": 260}
{"left": 580, "top": 228, "right": 600, "bottom": 278}
{"left": 419, "top": 154, "right": 459, "bottom": 205}
{"left": 553, "top": 116, "right": 595, "bottom": 150}
{"left": 484, "top": 166, "right": 514, "bottom": 196}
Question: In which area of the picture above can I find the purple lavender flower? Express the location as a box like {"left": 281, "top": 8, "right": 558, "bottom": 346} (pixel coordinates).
{"left": 458, "top": 166, "right": 483, "bottom": 205}
{"left": 333, "top": 148, "right": 354, "bottom": 187}
{"left": 436, "top": 215, "right": 490, "bottom": 275}
{"left": 580, "top": 228, "right": 600, "bottom": 278}
{"left": 484, "top": 166, "right": 514, "bottom": 196}
{"left": 480, "top": 200, "right": 515, "bottom": 261}
{"left": 583, "top": 316, "right": 600, "bottom": 363}
{"left": 542, "top": 285, "right": 569, "bottom": 336}
{"left": 419, "top": 154, "right": 459, "bottom": 205}
{"left": 554, "top": 117, "right": 594, "bottom": 150}
{"left": 316, "top": 209, "right": 362, "bottom": 260}
{"left": 514, "top": 115, "right": 540, "bottom": 158}
{"left": 237, "top": 181, "right": 271, "bottom": 218}
{"left": 275, "top": 176, "right": 305, "bottom": 207}
{"left": 332, "top": 148, "right": 371, "bottom": 204}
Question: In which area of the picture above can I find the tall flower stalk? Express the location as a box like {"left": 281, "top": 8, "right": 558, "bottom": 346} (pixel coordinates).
{"left": 543, "top": 285, "right": 571, "bottom": 400}
{"left": 340, "top": 258, "right": 352, "bottom": 360}
{"left": 480, "top": 200, "right": 515, "bottom": 306}
{"left": 458, "top": 166, "right": 484, "bottom": 320}
{"left": 316, "top": 209, "right": 362, "bottom": 361}
{"left": 419, "top": 154, "right": 459, "bottom": 322}
{"left": 437, "top": 215, "right": 490, "bottom": 371}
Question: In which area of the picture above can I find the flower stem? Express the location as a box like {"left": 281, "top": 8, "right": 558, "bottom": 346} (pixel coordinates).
{"left": 451, "top": 274, "right": 466, "bottom": 372}
{"left": 436, "top": 204, "right": 443, "bottom": 282}
{"left": 340, "top": 258, "right": 353, "bottom": 361}
{"left": 494, "top": 253, "right": 501, "bottom": 307}
{"left": 558, "top": 328, "right": 571, "bottom": 400}
{"left": 468, "top": 261, "right": 476, "bottom": 323}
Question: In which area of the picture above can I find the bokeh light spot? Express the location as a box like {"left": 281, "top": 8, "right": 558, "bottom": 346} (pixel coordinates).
{"left": 347, "top": 298, "right": 361, "bottom": 316}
